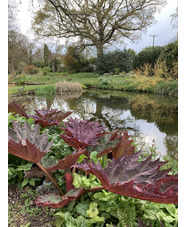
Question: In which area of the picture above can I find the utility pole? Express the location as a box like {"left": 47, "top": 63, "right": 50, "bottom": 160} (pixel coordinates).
{"left": 149, "top": 34, "right": 159, "bottom": 47}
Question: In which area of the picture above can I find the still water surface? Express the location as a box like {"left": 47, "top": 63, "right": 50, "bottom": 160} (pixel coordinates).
{"left": 9, "top": 90, "right": 178, "bottom": 158}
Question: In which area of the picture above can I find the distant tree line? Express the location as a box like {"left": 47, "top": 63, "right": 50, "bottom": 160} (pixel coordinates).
{"left": 8, "top": 30, "right": 178, "bottom": 79}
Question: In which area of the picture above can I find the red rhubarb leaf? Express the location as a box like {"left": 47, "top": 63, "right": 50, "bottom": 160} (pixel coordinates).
{"left": 74, "top": 151, "right": 178, "bottom": 204}
{"left": 112, "top": 131, "right": 135, "bottom": 159}
{"left": 87, "top": 131, "right": 121, "bottom": 157}
{"left": 34, "top": 188, "right": 84, "bottom": 208}
{"left": 8, "top": 121, "right": 53, "bottom": 163}
{"left": 8, "top": 102, "right": 29, "bottom": 118}
{"left": 46, "top": 149, "right": 86, "bottom": 171}
{"left": 30, "top": 108, "right": 72, "bottom": 128}
{"left": 60, "top": 118, "right": 107, "bottom": 149}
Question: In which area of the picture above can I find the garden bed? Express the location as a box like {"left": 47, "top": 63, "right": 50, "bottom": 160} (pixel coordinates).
{"left": 8, "top": 184, "right": 55, "bottom": 227}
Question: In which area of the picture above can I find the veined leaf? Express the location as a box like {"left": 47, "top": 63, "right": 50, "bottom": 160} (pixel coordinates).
{"left": 87, "top": 130, "right": 135, "bottom": 158}
{"left": 87, "top": 202, "right": 99, "bottom": 218}
{"left": 30, "top": 108, "right": 72, "bottom": 128}
{"left": 74, "top": 151, "right": 178, "bottom": 204}
{"left": 60, "top": 118, "right": 107, "bottom": 149}
{"left": 112, "top": 131, "right": 135, "bottom": 159}
{"left": 35, "top": 188, "right": 84, "bottom": 208}
{"left": 8, "top": 121, "right": 53, "bottom": 163}
{"left": 46, "top": 149, "right": 86, "bottom": 171}
{"left": 8, "top": 102, "right": 29, "bottom": 118}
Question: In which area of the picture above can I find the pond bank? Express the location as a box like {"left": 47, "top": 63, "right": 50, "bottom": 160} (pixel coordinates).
{"left": 8, "top": 72, "right": 178, "bottom": 97}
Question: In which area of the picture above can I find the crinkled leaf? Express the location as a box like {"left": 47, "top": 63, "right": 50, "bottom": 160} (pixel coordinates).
{"left": 112, "top": 131, "right": 135, "bottom": 159}
{"left": 87, "top": 133, "right": 120, "bottom": 157}
{"left": 75, "top": 203, "right": 89, "bottom": 218}
{"left": 137, "top": 217, "right": 164, "bottom": 227}
{"left": 74, "top": 151, "right": 178, "bottom": 204}
{"left": 73, "top": 173, "right": 101, "bottom": 189}
{"left": 46, "top": 149, "right": 86, "bottom": 171}
{"left": 35, "top": 188, "right": 84, "bottom": 208}
{"left": 60, "top": 118, "right": 107, "bottom": 149}
{"left": 30, "top": 108, "right": 72, "bottom": 128}
{"left": 87, "top": 202, "right": 99, "bottom": 218}
{"left": 87, "top": 131, "right": 135, "bottom": 159}
{"left": 8, "top": 102, "right": 29, "bottom": 118}
{"left": 8, "top": 121, "right": 52, "bottom": 163}
{"left": 55, "top": 211, "right": 104, "bottom": 227}
{"left": 41, "top": 155, "right": 58, "bottom": 169}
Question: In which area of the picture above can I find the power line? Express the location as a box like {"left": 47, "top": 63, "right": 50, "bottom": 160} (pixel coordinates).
{"left": 149, "top": 34, "right": 159, "bottom": 47}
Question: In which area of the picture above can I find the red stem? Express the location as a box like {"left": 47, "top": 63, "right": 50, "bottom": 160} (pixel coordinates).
{"left": 65, "top": 172, "right": 75, "bottom": 192}
{"left": 36, "top": 162, "right": 63, "bottom": 196}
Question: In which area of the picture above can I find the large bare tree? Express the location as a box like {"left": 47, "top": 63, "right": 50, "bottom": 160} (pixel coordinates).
{"left": 33, "top": 0, "right": 166, "bottom": 57}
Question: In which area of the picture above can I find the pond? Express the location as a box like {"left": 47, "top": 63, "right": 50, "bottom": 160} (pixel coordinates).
{"left": 9, "top": 90, "right": 178, "bottom": 159}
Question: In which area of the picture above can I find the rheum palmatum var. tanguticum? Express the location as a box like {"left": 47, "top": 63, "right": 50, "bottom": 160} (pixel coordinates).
{"left": 8, "top": 107, "right": 178, "bottom": 208}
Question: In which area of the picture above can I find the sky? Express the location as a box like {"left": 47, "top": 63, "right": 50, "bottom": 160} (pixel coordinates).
{"left": 16, "top": 0, "right": 178, "bottom": 53}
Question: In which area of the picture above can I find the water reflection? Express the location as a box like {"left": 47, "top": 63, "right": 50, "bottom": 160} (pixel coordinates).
{"left": 9, "top": 90, "right": 178, "bottom": 158}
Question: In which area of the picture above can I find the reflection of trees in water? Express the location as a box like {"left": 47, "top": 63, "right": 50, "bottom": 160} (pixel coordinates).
{"left": 163, "top": 135, "right": 178, "bottom": 158}
{"left": 56, "top": 91, "right": 82, "bottom": 100}
{"left": 129, "top": 100, "right": 178, "bottom": 135}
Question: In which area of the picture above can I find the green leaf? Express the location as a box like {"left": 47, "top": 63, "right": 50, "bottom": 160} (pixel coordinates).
{"left": 78, "top": 154, "right": 88, "bottom": 164}
{"left": 8, "top": 169, "right": 13, "bottom": 175}
{"left": 156, "top": 210, "right": 175, "bottom": 223}
{"left": 89, "top": 216, "right": 105, "bottom": 224}
{"left": 72, "top": 173, "right": 101, "bottom": 189}
{"left": 116, "top": 205, "right": 136, "bottom": 226}
{"left": 16, "top": 163, "right": 33, "bottom": 171}
{"left": 41, "top": 155, "right": 58, "bottom": 168}
{"left": 90, "top": 151, "right": 98, "bottom": 164}
{"left": 87, "top": 202, "right": 99, "bottom": 218}
{"left": 94, "top": 190, "right": 120, "bottom": 202}
{"left": 75, "top": 203, "right": 89, "bottom": 218}
{"left": 29, "top": 178, "right": 35, "bottom": 186}
{"left": 22, "top": 178, "right": 29, "bottom": 187}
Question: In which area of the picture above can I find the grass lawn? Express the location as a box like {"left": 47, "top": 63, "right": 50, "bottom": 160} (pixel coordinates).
{"left": 8, "top": 72, "right": 178, "bottom": 97}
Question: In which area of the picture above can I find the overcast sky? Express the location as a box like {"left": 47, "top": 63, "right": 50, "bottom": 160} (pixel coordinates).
{"left": 16, "top": 0, "right": 178, "bottom": 53}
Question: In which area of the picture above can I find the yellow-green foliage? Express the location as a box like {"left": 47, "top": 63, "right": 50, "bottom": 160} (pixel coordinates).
{"left": 56, "top": 81, "right": 83, "bottom": 93}
{"left": 153, "top": 61, "right": 168, "bottom": 78}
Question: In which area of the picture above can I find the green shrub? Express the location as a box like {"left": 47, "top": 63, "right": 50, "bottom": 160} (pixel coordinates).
{"left": 133, "top": 46, "right": 164, "bottom": 69}
{"left": 98, "top": 77, "right": 112, "bottom": 89}
{"left": 33, "top": 61, "right": 44, "bottom": 68}
{"left": 154, "top": 80, "right": 178, "bottom": 96}
{"left": 157, "top": 41, "right": 178, "bottom": 78}
{"left": 96, "top": 49, "right": 135, "bottom": 74}
{"left": 40, "top": 67, "right": 51, "bottom": 75}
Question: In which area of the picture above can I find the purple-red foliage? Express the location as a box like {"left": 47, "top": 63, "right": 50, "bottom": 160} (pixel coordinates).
{"left": 8, "top": 102, "right": 29, "bottom": 118}
{"left": 30, "top": 108, "right": 72, "bottom": 128}
{"left": 112, "top": 131, "right": 135, "bottom": 158}
{"left": 60, "top": 118, "right": 107, "bottom": 149}
{"left": 74, "top": 151, "right": 178, "bottom": 204}
{"left": 34, "top": 188, "right": 84, "bottom": 208}
{"left": 46, "top": 149, "right": 86, "bottom": 171}
{"left": 8, "top": 121, "right": 53, "bottom": 163}
{"left": 87, "top": 130, "right": 135, "bottom": 158}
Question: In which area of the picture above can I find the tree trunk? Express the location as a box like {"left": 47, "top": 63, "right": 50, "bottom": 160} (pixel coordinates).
{"left": 96, "top": 43, "right": 104, "bottom": 58}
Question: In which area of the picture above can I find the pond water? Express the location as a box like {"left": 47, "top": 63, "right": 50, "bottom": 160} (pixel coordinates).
{"left": 9, "top": 90, "right": 178, "bottom": 158}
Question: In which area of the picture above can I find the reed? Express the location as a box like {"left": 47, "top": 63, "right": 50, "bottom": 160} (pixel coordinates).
{"left": 56, "top": 81, "right": 82, "bottom": 93}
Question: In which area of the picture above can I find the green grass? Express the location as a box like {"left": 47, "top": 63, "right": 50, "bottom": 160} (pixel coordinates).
{"left": 8, "top": 72, "right": 178, "bottom": 96}
{"left": 35, "top": 85, "right": 56, "bottom": 95}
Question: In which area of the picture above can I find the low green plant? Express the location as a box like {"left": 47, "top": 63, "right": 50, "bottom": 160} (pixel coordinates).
{"left": 35, "top": 85, "right": 56, "bottom": 95}
{"left": 41, "top": 67, "right": 51, "bottom": 75}
{"left": 98, "top": 77, "right": 112, "bottom": 89}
